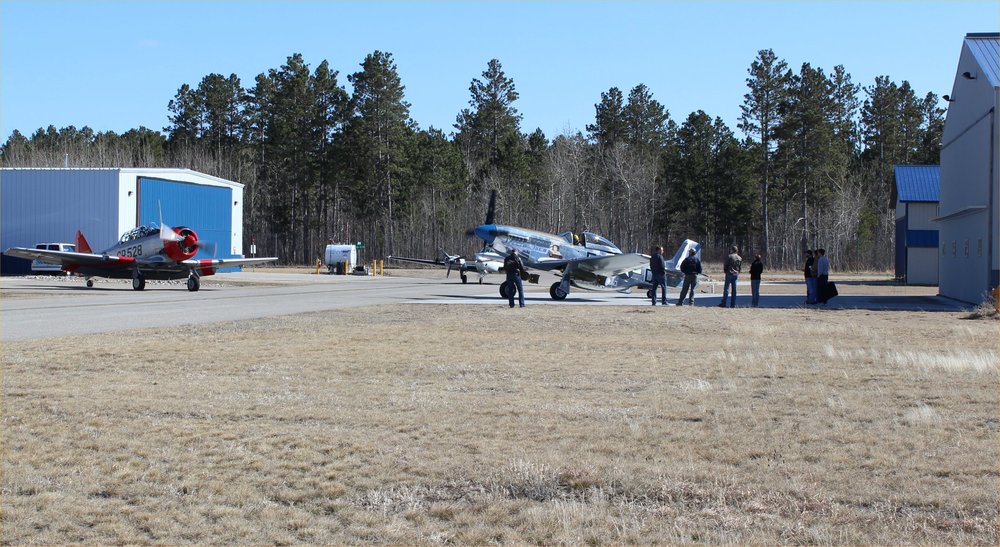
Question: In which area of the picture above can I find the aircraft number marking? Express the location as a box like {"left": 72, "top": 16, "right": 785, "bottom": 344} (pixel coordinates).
{"left": 117, "top": 245, "right": 143, "bottom": 257}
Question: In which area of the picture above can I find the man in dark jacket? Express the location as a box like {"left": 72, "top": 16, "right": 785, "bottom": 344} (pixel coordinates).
{"left": 804, "top": 250, "right": 816, "bottom": 304}
{"left": 503, "top": 248, "right": 526, "bottom": 308}
{"left": 649, "top": 246, "right": 667, "bottom": 305}
{"left": 749, "top": 254, "right": 763, "bottom": 307}
{"left": 676, "top": 249, "right": 701, "bottom": 306}
{"left": 718, "top": 245, "right": 742, "bottom": 308}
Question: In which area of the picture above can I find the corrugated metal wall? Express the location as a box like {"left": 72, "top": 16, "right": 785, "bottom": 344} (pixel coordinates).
{"left": 137, "top": 177, "right": 235, "bottom": 260}
{"left": 1, "top": 169, "right": 120, "bottom": 274}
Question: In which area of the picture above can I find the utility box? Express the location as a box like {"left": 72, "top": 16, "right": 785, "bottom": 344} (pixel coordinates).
{"left": 324, "top": 244, "right": 357, "bottom": 274}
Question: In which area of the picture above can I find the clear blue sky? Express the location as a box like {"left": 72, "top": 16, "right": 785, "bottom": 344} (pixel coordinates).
{"left": 2, "top": 1, "right": 997, "bottom": 143}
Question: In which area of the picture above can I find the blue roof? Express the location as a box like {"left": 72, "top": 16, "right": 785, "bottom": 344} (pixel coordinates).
{"left": 966, "top": 33, "right": 999, "bottom": 87}
{"left": 895, "top": 165, "right": 940, "bottom": 202}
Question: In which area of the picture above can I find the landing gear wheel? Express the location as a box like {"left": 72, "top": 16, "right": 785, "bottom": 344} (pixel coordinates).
{"left": 461, "top": 273, "right": 468, "bottom": 284}
{"left": 86, "top": 279, "right": 94, "bottom": 288}
{"left": 132, "top": 274, "right": 146, "bottom": 291}
{"left": 646, "top": 289, "right": 654, "bottom": 299}
{"left": 499, "top": 281, "right": 513, "bottom": 298}
{"left": 187, "top": 276, "right": 200, "bottom": 292}
{"left": 549, "top": 282, "right": 568, "bottom": 300}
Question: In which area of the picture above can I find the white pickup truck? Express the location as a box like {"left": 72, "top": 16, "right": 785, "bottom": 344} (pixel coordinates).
{"left": 30, "top": 242, "right": 75, "bottom": 274}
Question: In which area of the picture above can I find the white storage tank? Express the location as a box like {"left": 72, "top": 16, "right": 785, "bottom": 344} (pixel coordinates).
{"left": 324, "top": 244, "right": 357, "bottom": 274}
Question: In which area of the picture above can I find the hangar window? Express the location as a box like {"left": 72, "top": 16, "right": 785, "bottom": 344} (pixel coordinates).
{"left": 964, "top": 239, "right": 969, "bottom": 257}
{"left": 979, "top": 239, "right": 983, "bottom": 257}
{"left": 942, "top": 243, "right": 946, "bottom": 256}
{"left": 952, "top": 241, "right": 957, "bottom": 257}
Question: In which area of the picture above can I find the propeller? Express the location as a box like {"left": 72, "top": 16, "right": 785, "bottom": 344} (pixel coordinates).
{"left": 160, "top": 221, "right": 217, "bottom": 258}
{"left": 441, "top": 249, "right": 465, "bottom": 278}
{"left": 465, "top": 189, "right": 499, "bottom": 238}
{"left": 159, "top": 203, "right": 183, "bottom": 242}
{"left": 198, "top": 239, "right": 218, "bottom": 258}
{"left": 484, "top": 189, "right": 496, "bottom": 225}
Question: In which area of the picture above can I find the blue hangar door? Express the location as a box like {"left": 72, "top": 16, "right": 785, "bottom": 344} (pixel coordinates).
{"left": 137, "top": 177, "right": 238, "bottom": 268}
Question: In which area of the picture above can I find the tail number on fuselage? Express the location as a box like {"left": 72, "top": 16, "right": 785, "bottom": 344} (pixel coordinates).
{"left": 117, "top": 244, "right": 143, "bottom": 257}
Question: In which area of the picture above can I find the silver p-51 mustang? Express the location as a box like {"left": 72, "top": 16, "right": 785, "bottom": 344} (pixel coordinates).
{"left": 465, "top": 192, "right": 701, "bottom": 300}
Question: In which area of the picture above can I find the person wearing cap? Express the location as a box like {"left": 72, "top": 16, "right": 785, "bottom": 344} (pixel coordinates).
{"left": 718, "top": 245, "right": 742, "bottom": 308}
{"left": 503, "top": 248, "right": 527, "bottom": 308}
{"left": 676, "top": 248, "right": 701, "bottom": 306}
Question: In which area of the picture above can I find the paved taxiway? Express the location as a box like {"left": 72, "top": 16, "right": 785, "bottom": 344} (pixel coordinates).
{"left": 2, "top": 272, "right": 968, "bottom": 341}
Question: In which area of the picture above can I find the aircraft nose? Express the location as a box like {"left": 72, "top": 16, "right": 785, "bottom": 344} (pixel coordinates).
{"left": 474, "top": 224, "right": 498, "bottom": 243}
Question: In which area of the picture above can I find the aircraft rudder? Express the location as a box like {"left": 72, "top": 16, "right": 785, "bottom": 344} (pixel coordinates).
{"left": 75, "top": 230, "right": 93, "bottom": 253}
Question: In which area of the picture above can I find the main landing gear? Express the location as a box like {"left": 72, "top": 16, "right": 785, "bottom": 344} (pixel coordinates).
{"left": 187, "top": 274, "right": 200, "bottom": 292}
{"left": 549, "top": 282, "right": 568, "bottom": 300}
{"left": 132, "top": 271, "right": 146, "bottom": 291}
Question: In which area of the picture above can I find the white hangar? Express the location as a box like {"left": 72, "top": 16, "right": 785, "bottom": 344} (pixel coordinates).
{"left": 1, "top": 168, "right": 248, "bottom": 275}
{"left": 937, "top": 33, "right": 999, "bottom": 304}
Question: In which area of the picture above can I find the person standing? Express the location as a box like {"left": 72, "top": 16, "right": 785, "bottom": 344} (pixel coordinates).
{"left": 503, "top": 248, "right": 526, "bottom": 308}
{"left": 803, "top": 250, "right": 817, "bottom": 304}
{"left": 649, "top": 245, "right": 668, "bottom": 306}
{"left": 676, "top": 249, "right": 701, "bottom": 306}
{"left": 718, "top": 246, "right": 742, "bottom": 308}
{"left": 749, "top": 254, "right": 763, "bottom": 307}
{"left": 816, "top": 248, "right": 831, "bottom": 304}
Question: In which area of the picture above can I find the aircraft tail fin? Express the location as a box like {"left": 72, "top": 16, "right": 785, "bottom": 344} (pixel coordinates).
{"left": 666, "top": 239, "right": 701, "bottom": 269}
{"left": 75, "top": 230, "right": 93, "bottom": 254}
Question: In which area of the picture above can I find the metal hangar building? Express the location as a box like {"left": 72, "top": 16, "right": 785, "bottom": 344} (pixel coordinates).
{"left": 937, "top": 33, "right": 999, "bottom": 304}
{"left": 894, "top": 165, "right": 940, "bottom": 285}
{"left": 1, "top": 168, "right": 247, "bottom": 275}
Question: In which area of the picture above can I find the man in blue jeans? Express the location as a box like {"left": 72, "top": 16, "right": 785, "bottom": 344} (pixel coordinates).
{"left": 718, "top": 245, "right": 742, "bottom": 308}
{"left": 503, "top": 248, "right": 526, "bottom": 308}
{"left": 649, "top": 246, "right": 667, "bottom": 305}
{"left": 676, "top": 249, "right": 701, "bottom": 306}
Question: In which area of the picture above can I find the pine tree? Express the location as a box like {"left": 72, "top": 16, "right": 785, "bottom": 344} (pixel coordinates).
{"left": 345, "top": 51, "right": 413, "bottom": 256}
{"left": 740, "top": 49, "right": 791, "bottom": 261}
{"left": 454, "top": 58, "right": 524, "bottom": 210}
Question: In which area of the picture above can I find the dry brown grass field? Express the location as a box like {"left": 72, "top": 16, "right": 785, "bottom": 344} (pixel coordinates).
{"left": 2, "top": 294, "right": 998, "bottom": 545}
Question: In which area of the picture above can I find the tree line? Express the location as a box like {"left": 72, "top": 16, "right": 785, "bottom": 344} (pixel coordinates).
{"left": 0, "top": 49, "right": 944, "bottom": 269}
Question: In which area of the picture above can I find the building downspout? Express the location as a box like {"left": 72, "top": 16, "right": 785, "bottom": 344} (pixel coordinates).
{"left": 988, "top": 106, "right": 996, "bottom": 292}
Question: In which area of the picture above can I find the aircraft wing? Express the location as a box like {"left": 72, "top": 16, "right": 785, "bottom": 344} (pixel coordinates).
{"left": 178, "top": 257, "right": 278, "bottom": 273}
{"left": 387, "top": 255, "right": 447, "bottom": 267}
{"left": 387, "top": 255, "right": 479, "bottom": 273}
{"left": 5, "top": 247, "right": 277, "bottom": 273}
{"left": 536, "top": 253, "right": 649, "bottom": 276}
{"left": 4, "top": 247, "right": 135, "bottom": 267}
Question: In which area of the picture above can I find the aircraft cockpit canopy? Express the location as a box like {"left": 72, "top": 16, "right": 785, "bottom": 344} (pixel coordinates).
{"left": 120, "top": 224, "right": 160, "bottom": 243}
{"left": 581, "top": 231, "right": 622, "bottom": 253}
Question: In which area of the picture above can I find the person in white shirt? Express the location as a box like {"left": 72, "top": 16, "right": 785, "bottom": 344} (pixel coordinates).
{"left": 816, "top": 248, "right": 831, "bottom": 304}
